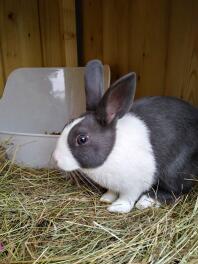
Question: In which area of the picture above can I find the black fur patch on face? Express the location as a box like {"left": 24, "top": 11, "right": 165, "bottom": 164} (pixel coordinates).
{"left": 67, "top": 114, "right": 116, "bottom": 168}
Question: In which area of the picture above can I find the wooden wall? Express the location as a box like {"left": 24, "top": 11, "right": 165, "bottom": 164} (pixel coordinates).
{"left": 0, "top": 0, "right": 77, "bottom": 95}
{"left": 0, "top": 0, "right": 198, "bottom": 106}
{"left": 80, "top": 0, "right": 198, "bottom": 106}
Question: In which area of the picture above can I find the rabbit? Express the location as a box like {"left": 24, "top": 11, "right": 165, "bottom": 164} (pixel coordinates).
{"left": 53, "top": 59, "right": 198, "bottom": 213}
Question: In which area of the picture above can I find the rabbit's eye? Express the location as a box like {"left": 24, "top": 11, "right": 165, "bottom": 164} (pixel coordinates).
{"left": 76, "top": 134, "right": 89, "bottom": 145}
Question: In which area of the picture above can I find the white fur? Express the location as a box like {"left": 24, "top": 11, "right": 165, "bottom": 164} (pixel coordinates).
{"left": 53, "top": 117, "right": 84, "bottom": 171}
{"left": 107, "top": 195, "right": 134, "bottom": 213}
{"left": 54, "top": 113, "right": 156, "bottom": 213}
{"left": 100, "top": 190, "right": 118, "bottom": 203}
{"left": 83, "top": 114, "right": 156, "bottom": 213}
{"left": 135, "top": 194, "right": 161, "bottom": 210}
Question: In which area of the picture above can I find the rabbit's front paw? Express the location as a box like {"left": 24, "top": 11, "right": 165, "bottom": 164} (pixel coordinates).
{"left": 107, "top": 199, "right": 133, "bottom": 213}
{"left": 135, "top": 195, "right": 160, "bottom": 210}
{"left": 100, "top": 190, "right": 118, "bottom": 203}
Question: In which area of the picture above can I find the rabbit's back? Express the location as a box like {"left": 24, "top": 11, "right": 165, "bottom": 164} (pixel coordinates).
{"left": 132, "top": 96, "right": 198, "bottom": 196}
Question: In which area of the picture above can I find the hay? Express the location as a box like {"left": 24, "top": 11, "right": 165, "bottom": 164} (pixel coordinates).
{"left": 0, "top": 147, "right": 198, "bottom": 264}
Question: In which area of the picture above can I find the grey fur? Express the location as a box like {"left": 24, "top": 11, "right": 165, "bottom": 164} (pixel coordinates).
{"left": 84, "top": 60, "right": 104, "bottom": 111}
{"left": 67, "top": 61, "right": 198, "bottom": 204}
{"left": 132, "top": 96, "right": 198, "bottom": 202}
{"left": 96, "top": 73, "right": 136, "bottom": 125}
{"left": 68, "top": 114, "right": 115, "bottom": 168}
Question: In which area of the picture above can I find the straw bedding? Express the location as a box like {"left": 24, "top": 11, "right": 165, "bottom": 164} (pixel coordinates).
{"left": 0, "top": 147, "right": 198, "bottom": 264}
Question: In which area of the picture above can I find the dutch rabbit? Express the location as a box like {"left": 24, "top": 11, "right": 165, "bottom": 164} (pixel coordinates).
{"left": 53, "top": 60, "right": 198, "bottom": 213}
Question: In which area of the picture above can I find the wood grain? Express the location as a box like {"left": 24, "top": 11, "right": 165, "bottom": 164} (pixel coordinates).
{"left": 79, "top": 0, "right": 198, "bottom": 105}
{"left": 102, "top": 0, "right": 118, "bottom": 81}
{"left": 165, "top": 0, "right": 198, "bottom": 106}
{"left": 0, "top": 44, "right": 5, "bottom": 96}
{"left": 128, "top": 0, "right": 147, "bottom": 93}
{"left": 0, "top": 0, "right": 78, "bottom": 95}
{"left": 0, "top": 0, "right": 42, "bottom": 78}
{"left": 38, "top": 0, "right": 63, "bottom": 66}
{"left": 137, "top": 0, "right": 169, "bottom": 97}
{"left": 165, "top": 0, "right": 193, "bottom": 98}
{"left": 81, "top": 0, "right": 170, "bottom": 96}
{"left": 0, "top": 0, "right": 198, "bottom": 106}
{"left": 115, "top": 0, "right": 130, "bottom": 77}
{"left": 102, "top": 0, "right": 130, "bottom": 81}
{"left": 81, "top": 0, "right": 103, "bottom": 63}
{"left": 59, "top": 0, "right": 77, "bottom": 66}
{"left": 182, "top": 0, "right": 198, "bottom": 106}
{"left": 0, "top": 0, "right": 5, "bottom": 95}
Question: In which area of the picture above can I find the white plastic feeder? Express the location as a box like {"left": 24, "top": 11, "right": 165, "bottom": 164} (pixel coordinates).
{"left": 0, "top": 66, "right": 110, "bottom": 168}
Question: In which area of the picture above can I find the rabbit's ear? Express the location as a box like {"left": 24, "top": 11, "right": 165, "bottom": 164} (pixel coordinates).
{"left": 96, "top": 73, "right": 136, "bottom": 125}
{"left": 85, "top": 60, "right": 104, "bottom": 111}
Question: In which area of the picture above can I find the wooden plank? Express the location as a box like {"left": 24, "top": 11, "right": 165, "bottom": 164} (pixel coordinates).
{"left": 81, "top": 0, "right": 103, "bottom": 64}
{"left": 81, "top": 0, "right": 169, "bottom": 94}
{"left": 165, "top": 0, "right": 193, "bottom": 98}
{"left": 0, "top": 0, "right": 5, "bottom": 96}
{"left": 38, "top": 0, "right": 64, "bottom": 66}
{"left": 102, "top": 0, "right": 130, "bottom": 81}
{"left": 0, "top": 0, "right": 42, "bottom": 79}
{"left": 129, "top": 0, "right": 170, "bottom": 98}
{"left": 128, "top": 0, "right": 147, "bottom": 95}
{"left": 182, "top": 0, "right": 198, "bottom": 106}
{"left": 115, "top": 0, "right": 130, "bottom": 76}
{"left": 165, "top": 0, "right": 198, "bottom": 106}
{"left": 0, "top": 44, "right": 5, "bottom": 96}
{"left": 59, "top": 0, "right": 77, "bottom": 66}
{"left": 140, "top": 0, "right": 169, "bottom": 97}
{"left": 102, "top": 0, "right": 118, "bottom": 81}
